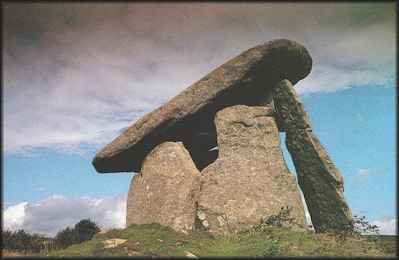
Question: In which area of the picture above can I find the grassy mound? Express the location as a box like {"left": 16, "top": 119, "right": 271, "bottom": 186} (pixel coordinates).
{"left": 45, "top": 223, "right": 396, "bottom": 257}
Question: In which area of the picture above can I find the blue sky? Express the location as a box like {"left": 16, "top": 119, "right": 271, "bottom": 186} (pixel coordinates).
{"left": 3, "top": 2, "right": 396, "bottom": 236}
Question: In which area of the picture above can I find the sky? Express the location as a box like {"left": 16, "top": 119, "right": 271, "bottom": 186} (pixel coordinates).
{"left": 2, "top": 2, "right": 397, "bottom": 236}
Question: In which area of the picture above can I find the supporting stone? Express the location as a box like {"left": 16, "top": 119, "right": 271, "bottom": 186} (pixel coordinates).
{"left": 197, "top": 105, "right": 306, "bottom": 234}
{"left": 126, "top": 142, "right": 200, "bottom": 234}
{"left": 272, "top": 79, "right": 352, "bottom": 233}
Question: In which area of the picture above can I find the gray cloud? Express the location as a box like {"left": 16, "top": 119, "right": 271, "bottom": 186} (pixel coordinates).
{"left": 3, "top": 2, "right": 396, "bottom": 154}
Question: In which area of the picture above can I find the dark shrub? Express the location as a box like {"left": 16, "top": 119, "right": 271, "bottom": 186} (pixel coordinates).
{"left": 74, "top": 219, "right": 100, "bottom": 243}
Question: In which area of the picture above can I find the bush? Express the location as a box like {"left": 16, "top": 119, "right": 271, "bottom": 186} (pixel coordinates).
{"left": 54, "top": 227, "right": 78, "bottom": 249}
{"left": 254, "top": 206, "right": 300, "bottom": 233}
{"left": 54, "top": 219, "right": 100, "bottom": 249}
{"left": 263, "top": 206, "right": 296, "bottom": 228}
{"left": 334, "top": 215, "right": 380, "bottom": 242}
{"left": 74, "top": 219, "right": 100, "bottom": 243}
{"left": 350, "top": 215, "right": 380, "bottom": 236}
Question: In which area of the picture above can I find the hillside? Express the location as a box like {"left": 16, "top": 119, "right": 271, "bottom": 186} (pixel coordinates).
{"left": 42, "top": 224, "right": 396, "bottom": 257}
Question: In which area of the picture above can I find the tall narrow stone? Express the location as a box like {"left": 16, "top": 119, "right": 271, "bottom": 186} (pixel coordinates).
{"left": 272, "top": 79, "right": 352, "bottom": 232}
{"left": 197, "top": 105, "right": 306, "bottom": 234}
{"left": 126, "top": 142, "right": 200, "bottom": 234}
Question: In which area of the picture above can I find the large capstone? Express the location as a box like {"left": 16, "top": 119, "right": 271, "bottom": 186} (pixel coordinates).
{"left": 126, "top": 142, "right": 200, "bottom": 234}
{"left": 272, "top": 79, "right": 352, "bottom": 233}
{"left": 197, "top": 105, "right": 306, "bottom": 234}
{"left": 93, "top": 39, "right": 312, "bottom": 173}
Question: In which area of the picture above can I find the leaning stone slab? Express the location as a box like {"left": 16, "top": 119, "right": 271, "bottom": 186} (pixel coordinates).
{"left": 197, "top": 105, "right": 306, "bottom": 234}
{"left": 93, "top": 39, "right": 312, "bottom": 173}
{"left": 126, "top": 142, "right": 200, "bottom": 234}
{"left": 272, "top": 79, "right": 352, "bottom": 233}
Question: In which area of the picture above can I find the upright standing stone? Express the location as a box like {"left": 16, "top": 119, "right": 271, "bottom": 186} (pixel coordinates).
{"left": 126, "top": 142, "right": 200, "bottom": 234}
{"left": 197, "top": 105, "right": 306, "bottom": 234}
{"left": 272, "top": 79, "right": 352, "bottom": 232}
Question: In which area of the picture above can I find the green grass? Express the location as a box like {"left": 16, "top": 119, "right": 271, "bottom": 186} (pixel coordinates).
{"left": 45, "top": 223, "right": 397, "bottom": 257}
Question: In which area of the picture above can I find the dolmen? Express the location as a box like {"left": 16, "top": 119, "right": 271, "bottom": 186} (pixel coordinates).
{"left": 92, "top": 39, "right": 352, "bottom": 234}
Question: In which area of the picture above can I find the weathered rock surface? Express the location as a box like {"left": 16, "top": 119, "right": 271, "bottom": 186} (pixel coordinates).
{"left": 93, "top": 39, "right": 312, "bottom": 173}
{"left": 126, "top": 142, "right": 200, "bottom": 234}
{"left": 197, "top": 105, "right": 306, "bottom": 234}
{"left": 272, "top": 79, "right": 352, "bottom": 232}
{"left": 102, "top": 239, "right": 127, "bottom": 249}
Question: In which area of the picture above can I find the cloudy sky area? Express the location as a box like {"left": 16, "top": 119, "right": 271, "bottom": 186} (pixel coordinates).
{"left": 3, "top": 3, "right": 396, "bottom": 236}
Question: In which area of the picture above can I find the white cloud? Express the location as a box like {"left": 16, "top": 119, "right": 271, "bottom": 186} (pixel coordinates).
{"left": 3, "top": 202, "right": 28, "bottom": 231}
{"left": 350, "top": 168, "right": 386, "bottom": 188}
{"left": 2, "top": 194, "right": 127, "bottom": 237}
{"left": 353, "top": 168, "right": 370, "bottom": 185}
{"left": 372, "top": 217, "right": 397, "bottom": 235}
{"left": 3, "top": 3, "right": 396, "bottom": 155}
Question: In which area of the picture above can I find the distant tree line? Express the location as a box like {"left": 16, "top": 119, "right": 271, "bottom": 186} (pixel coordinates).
{"left": 2, "top": 219, "right": 100, "bottom": 254}
{"left": 2, "top": 229, "right": 50, "bottom": 253}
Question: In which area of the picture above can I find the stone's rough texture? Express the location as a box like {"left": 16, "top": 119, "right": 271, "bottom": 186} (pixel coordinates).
{"left": 93, "top": 39, "right": 312, "bottom": 173}
{"left": 272, "top": 79, "right": 352, "bottom": 233}
{"left": 102, "top": 239, "right": 127, "bottom": 249}
{"left": 197, "top": 105, "right": 306, "bottom": 234}
{"left": 126, "top": 142, "right": 200, "bottom": 234}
